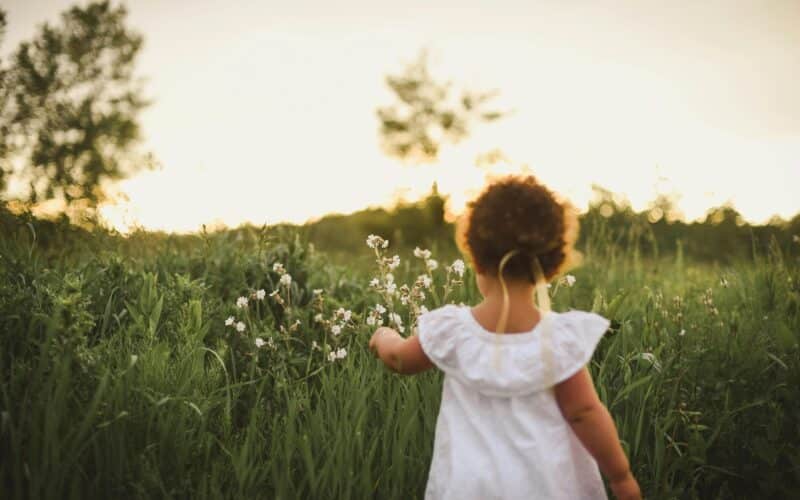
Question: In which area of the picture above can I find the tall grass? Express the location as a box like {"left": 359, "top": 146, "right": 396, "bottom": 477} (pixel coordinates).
{"left": 1, "top": 216, "right": 798, "bottom": 499}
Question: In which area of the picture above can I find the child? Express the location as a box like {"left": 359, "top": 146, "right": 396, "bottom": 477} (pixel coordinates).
{"left": 369, "top": 175, "right": 641, "bottom": 499}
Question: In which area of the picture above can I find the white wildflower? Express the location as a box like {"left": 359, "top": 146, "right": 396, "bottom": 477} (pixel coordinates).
{"left": 369, "top": 278, "right": 380, "bottom": 288}
{"left": 388, "top": 255, "right": 400, "bottom": 270}
{"left": 225, "top": 316, "right": 235, "bottom": 326}
{"left": 375, "top": 304, "right": 386, "bottom": 314}
{"left": 386, "top": 282, "right": 397, "bottom": 295}
{"left": 390, "top": 313, "right": 403, "bottom": 328}
{"left": 236, "top": 296, "right": 248, "bottom": 309}
{"left": 565, "top": 275, "right": 576, "bottom": 287}
{"left": 335, "top": 307, "right": 352, "bottom": 321}
{"left": 385, "top": 273, "right": 394, "bottom": 283}
{"left": 314, "top": 313, "right": 324, "bottom": 323}
{"left": 426, "top": 259, "right": 438, "bottom": 271}
{"left": 254, "top": 337, "right": 266, "bottom": 348}
{"left": 413, "top": 247, "right": 432, "bottom": 259}
{"left": 678, "top": 329, "right": 686, "bottom": 337}
{"left": 235, "top": 321, "right": 246, "bottom": 332}
{"left": 272, "top": 262, "right": 286, "bottom": 274}
{"left": 328, "top": 347, "right": 348, "bottom": 362}
{"left": 418, "top": 275, "right": 432, "bottom": 289}
{"left": 312, "top": 341, "right": 320, "bottom": 350}
{"left": 280, "top": 274, "right": 292, "bottom": 286}
{"left": 366, "top": 234, "right": 384, "bottom": 249}
{"left": 331, "top": 325, "right": 342, "bottom": 336}
{"left": 450, "top": 259, "right": 465, "bottom": 277}
{"left": 313, "top": 288, "right": 324, "bottom": 296}
{"left": 255, "top": 289, "right": 266, "bottom": 300}
{"left": 366, "top": 315, "right": 377, "bottom": 326}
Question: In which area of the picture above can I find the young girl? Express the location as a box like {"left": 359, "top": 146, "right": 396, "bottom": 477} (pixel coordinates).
{"left": 369, "top": 175, "right": 641, "bottom": 500}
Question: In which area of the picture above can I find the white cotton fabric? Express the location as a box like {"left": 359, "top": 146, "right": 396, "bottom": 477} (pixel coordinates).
{"left": 417, "top": 304, "right": 610, "bottom": 500}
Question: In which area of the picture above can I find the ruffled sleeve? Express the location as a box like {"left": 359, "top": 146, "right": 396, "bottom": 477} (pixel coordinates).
{"left": 547, "top": 310, "right": 610, "bottom": 385}
{"left": 417, "top": 305, "right": 610, "bottom": 397}
{"left": 417, "top": 305, "right": 464, "bottom": 373}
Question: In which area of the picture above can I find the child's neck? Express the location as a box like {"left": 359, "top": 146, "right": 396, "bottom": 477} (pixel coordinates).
{"left": 472, "top": 281, "right": 542, "bottom": 334}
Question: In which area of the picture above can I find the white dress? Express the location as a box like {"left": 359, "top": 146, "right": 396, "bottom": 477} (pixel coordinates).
{"left": 417, "top": 304, "right": 610, "bottom": 500}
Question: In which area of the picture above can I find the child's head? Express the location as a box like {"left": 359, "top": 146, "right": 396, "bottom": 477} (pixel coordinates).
{"left": 457, "top": 175, "right": 580, "bottom": 285}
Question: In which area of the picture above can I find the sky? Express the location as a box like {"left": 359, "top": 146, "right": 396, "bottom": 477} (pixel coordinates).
{"left": 3, "top": 0, "right": 799, "bottom": 232}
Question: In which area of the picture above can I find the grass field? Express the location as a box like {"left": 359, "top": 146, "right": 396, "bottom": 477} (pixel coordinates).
{"left": 1, "top": 216, "right": 799, "bottom": 499}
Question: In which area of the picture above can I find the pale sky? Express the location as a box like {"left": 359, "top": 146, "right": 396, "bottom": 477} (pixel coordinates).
{"left": 4, "top": 0, "right": 799, "bottom": 232}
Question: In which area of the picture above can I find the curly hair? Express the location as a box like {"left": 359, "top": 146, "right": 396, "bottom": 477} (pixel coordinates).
{"left": 456, "top": 175, "right": 580, "bottom": 283}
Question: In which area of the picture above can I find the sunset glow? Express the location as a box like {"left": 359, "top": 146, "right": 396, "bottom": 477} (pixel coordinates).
{"left": 5, "top": 0, "right": 798, "bottom": 233}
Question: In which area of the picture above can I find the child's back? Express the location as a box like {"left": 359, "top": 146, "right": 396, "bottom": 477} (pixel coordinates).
{"left": 418, "top": 304, "right": 609, "bottom": 499}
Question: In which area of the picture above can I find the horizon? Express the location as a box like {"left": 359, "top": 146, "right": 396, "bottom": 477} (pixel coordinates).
{"left": 3, "top": 0, "right": 799, "bottom": 233}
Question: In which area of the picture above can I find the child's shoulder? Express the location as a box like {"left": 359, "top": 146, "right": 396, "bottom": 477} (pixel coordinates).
{"left": 419, "top": 303, "right": 464, "bottom": 321}
{"left": 416, "top": 305, "right": 611, "bottom": 396}
{"left": 418, "top": 305, "right": 608, "bottom": 336}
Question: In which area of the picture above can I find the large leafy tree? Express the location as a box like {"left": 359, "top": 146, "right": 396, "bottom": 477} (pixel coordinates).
{"left": 0, "top": 1, "right": 150, "bottom": 210}
{"left": 377, "top": 51, "right": 506, "bottom": 163}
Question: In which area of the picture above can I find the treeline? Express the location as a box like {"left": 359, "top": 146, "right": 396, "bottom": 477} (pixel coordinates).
{"left": 303, "top": 187, "right": 800, "bottom": 264}
{"left": 1, "top": 188, "right": 798, "bottom": 265}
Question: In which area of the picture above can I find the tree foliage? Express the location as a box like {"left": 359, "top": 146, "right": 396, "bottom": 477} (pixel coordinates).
{"left": 377, "top": 51, "right": 506, "bottom": 163}
{"left": 0, "top": 1, "right": 150, "bottom": 210}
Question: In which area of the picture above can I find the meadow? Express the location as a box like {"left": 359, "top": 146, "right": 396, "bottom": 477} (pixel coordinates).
{"left": 1, "top": 207, "right": 799, "bottom": 499}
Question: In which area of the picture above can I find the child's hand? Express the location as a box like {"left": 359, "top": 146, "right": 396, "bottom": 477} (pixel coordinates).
{"left": 369, "top": 327, "right": 399, "bottom": 357}
{"left": 610, "top": 471, "right": 641, "bottom": 500}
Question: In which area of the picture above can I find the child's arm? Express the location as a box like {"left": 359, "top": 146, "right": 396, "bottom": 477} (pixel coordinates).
{"left": 368, "top": 327, "right": 434, "bottom": 375}
{"left": 555, "top": 367, "right": 642, "bottom": 500}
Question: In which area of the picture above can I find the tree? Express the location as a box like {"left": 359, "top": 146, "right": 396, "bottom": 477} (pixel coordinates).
{"left": 0, "top": 1, "right": 150, "bottom": 211}
{"left": 0, "top": 8, "right": 9, "bottom": 189}
{"left": 377, "top": 50, "right": 506, "bottom": 163}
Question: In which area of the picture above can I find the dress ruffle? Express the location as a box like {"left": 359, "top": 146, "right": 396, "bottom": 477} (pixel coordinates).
{"left": 417, "top": 305, "right": 609, "bottom": 397}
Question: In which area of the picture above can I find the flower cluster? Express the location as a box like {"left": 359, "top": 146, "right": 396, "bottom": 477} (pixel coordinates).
{"left": 701, "top": 288, "right": 719, "bottom": 316}
{"left": 328, "top": 347, "right": 348, "bottom": 362}
{"left": 388, "top": 312, "right": 404, "bottom": 332}
{"left": 450, "top": 259, "right": 466, "bottom": 278}
{"left": 365, "top": 303, "right": 387, "bottom": 327}
{"left": 254, "top": 337, "right": 276, "bottom": 349}
{"left": 225, "top": 316, "right": 246, "bottom": 332}
{"left": 314, "top": 306, "right": 354, "bottom": 337}
{"left": 366, "top": 234, "right": 389, "bottom": 249}
{"left": 367, "top": 240, "right": 466, "bottom": 335}
{"left": 270, "top": 261, "right": 294, "bottom": 307}
{"left": 414, "top": 247, "right": 438, "bottom": 271}
{"left": 227, "top": 286, "right": 272, "bottom": 333}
